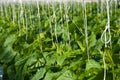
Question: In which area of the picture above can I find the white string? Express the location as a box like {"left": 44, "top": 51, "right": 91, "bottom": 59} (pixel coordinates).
{"left": 4, "top": 2, "right": 8, "bottom": 19}
{"left": 52, "top": 3, "right": 58, "bottom": 44}
{"left": 59, "top": 1, "right": 64, "bottom": 43}
{"left": 97, "top": 0, "right": 100, "bottom": 13}
{"left": 18, "top": 0, "right": 23, "bottom": 36}
{"left": 0, "top": 4, "right": 3, "bottom": 17}
{"left": 71, "top": 20, "right": 84, "bottom": 36}
{"left": 103, "top": 51, "right": 106, "bottom": 80}
{"left": 114, "top": 0, "right": 117, "bottom": 16}
{"left": 64, "top": 2, "right": 71, "bottom": 45}
{"left": 47, "top": 1, "right": 54, "bottom": 45}
{"left": 25, "top": 7, "right": 28, "bottom": 40}
{"left": 101, "top": 0, "right": 111, "bottom": 47}
{"left": 12, "top": 0, "right": 16, "bottom": 24}
{"left": 29, "top": 3, "right": 33, "bottom": 28}
{"left": 18, "top": 6, "right": 20, "bottom": 36}
{"left": 101, "top": 24, "right": 111, "bottom": 47}
{"left": 100, "top": 0, "right": 104, "bottom": 15}
{"left": 101, "top": 0, "right": 111, "bottom": 80}
{"left": 83, "top": 0, "right": 89, "bottom": 61}
{"left": 89, "top": 0, "right": 92, "bottom": 13}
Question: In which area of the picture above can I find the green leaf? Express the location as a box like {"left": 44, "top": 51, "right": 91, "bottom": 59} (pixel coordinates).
{"left": 0, "top": 46, "right": 16, "bottom": 63}
{"left": 46, "top": 53, "right": 56, "bottom": 66}
{"left": 31, "top": 68, "right": 46, "bottom": 80}
{"left": 62, "top": 27, "right": 69, "bottom": 41}
{"left": 44, "top": 71, "right": 61, "bottom": 80}
{"left": 86, "top": 59, "right": 101, "bottom": 71}
{"left": 56, "top": 55, "right": 65, "bottom": 66}
{"left": 77, "top": 41, "right": 85, "bottom": 52}
{"left": 25, "top": 56, "right": 37, "bottom": 67}
{"left": 117, "top": 38, "right": 120, "bottom": 45}
{"left": 15, "top": 57, "right": 28, "bottom": 66}
{"left": 89, "top": 33, "right": 96, "bottom": 48}
{"left": 57, "top": 70, "right": 77, "bottom": 80}
{"left": 4, "top": 34, "right": 17, "bottom": 47}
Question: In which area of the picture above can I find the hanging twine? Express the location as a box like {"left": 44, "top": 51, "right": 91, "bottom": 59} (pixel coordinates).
{"left": 101, "top": 23, "right": 111, "bottom": 47}
{"left": 101, "top": 0, "right": 111, "bottom": 47}
{"left": 101, "top": 0, "right": 111, "bottom": 80}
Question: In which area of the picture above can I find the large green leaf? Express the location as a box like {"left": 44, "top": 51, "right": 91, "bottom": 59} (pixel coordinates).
{"left": 31, "top": 68, "right": 46, "bottom": 80}
{"left": 57, "top": 70, "right": 77, "bottom": 80}
{"left": 44, "top": 71, "right": 61, "bottom": 80}
{"left": 86, "top": 59, "right": 101, "bottom": 71}
{"left": 4, "top": 34, "right": 17, "bottom": 47}
{"left": 0, "top": 46, "right": 16, "bottom": 63}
